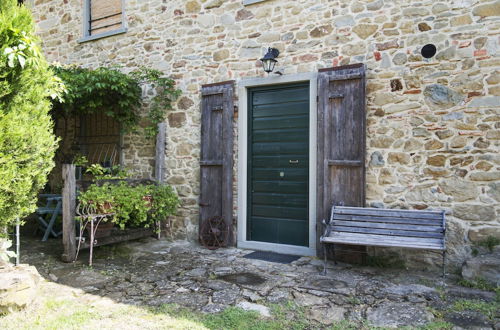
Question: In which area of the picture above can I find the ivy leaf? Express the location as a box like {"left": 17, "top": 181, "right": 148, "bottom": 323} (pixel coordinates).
{"left": 17, "top": 54, "right": 26, "bottom": 68}
{"left": 7, "top": 53, "right": 15, "bottom": 68}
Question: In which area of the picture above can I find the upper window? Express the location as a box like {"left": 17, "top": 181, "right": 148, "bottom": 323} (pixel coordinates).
{"left": 79, "top": 0, "right": 127, "bottom": 43}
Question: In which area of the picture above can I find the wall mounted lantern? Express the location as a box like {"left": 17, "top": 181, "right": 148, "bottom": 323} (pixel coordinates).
{"left": 260, "top": 47, "right": 280, "bottom": 74}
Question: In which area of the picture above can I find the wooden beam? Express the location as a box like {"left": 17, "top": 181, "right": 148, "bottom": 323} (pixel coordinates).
{"left": 61, "top": 164, "right": 76, "bottom": 262}
{"left": 155, "top": 122, "right": 166, "bottom": 183}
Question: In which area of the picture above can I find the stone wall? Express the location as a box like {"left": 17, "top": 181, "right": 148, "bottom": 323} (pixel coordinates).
{"left": 30, "top": 0, "right": 499, "bottom": 268}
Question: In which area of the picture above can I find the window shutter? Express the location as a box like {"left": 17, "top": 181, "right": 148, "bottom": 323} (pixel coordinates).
{"left": 90, "top": 0, "right": 123, "bottom": 35}
{"left": 317, "top": 64, "right": 366, "bottom": 261}
{"left": 199, "top": 82, "right": 235, "bottom": 246}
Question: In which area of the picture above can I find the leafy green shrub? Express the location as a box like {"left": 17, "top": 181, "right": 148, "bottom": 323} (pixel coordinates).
{"left": 150, "top": 184, "right": 180, "bottom": 223}
{"left": 78, "top": 182, "right": 179, "bottom": 230}
{"left": 0, "top": 0, "right": 60, "bottom": 233}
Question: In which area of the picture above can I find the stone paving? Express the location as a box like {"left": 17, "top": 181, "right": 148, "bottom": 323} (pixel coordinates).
{"left": 20, "top": 237, "right": 499, "bottom": 329}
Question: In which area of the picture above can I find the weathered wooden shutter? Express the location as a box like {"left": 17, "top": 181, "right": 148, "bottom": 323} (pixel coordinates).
{"left": 90, "top": 0, "right": 123, "bottom": 35}
{"left": 317, "top": 64, "right": 366, "bottom": 260}
{"left": 199, "top": 82, "right": 234, "bottom": 245}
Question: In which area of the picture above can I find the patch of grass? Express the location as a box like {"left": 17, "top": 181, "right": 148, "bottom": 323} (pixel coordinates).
{"left": 475, "top": 236, "right": 500, "bottom": 252}
{"left": 426, "top": 306, "right": 444, "bottom": 319}
{"left": 452, "top": 299, "right": 499, "bottom": 320}
{"left": 153, "top": 301, "right": 311, "bottom": 330}
{"left": 44, "top": 298, "right": 66, "bottom": 310}
{"left": 456, "top": 277, "right": 498, "bottom": 292}
{"left": 203, "top": 307, "right": 265, "bottom": 330}
{"left": 43, "top": 309, "right": 96, "bottom": 329}
{"left": 329, "top": 320, "right": 360, "bottom": 330}
{"left": 346, "top": 296, "right": 361, "bottom": 305}
{"left": 363, "top": 255, "right": 406, "bottom": 269}
{"left": 419, "top": 321, "right": 453, "bottom": 330}
{"left": 153, "top": 303, "right": 200, "bottom": 321}
{"left": 268, "top": 301, "right": 309, "bottom": 330}
{"left": 0, "top": 298, "right": 206, "bottom": 330}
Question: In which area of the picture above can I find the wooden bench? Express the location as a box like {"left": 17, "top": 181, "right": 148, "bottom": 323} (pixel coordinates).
{"left": 320, "top": 206, "right": 446, "bottom": 276}
{"left": 36, "top": 194, "right": 62, "bottom": 241}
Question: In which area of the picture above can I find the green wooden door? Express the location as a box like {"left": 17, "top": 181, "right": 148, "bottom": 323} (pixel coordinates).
{"left": 248, "top": 83, "right": 309, "bottom": 246}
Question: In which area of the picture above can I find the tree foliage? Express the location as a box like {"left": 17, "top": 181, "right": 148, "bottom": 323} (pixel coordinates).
{"left": 0, "top": 0, "right": 60, "bottom": 232}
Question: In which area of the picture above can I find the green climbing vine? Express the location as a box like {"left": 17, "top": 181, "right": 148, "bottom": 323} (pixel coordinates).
{"left": 52, "top": 65, "right": 181, "bottom": 138}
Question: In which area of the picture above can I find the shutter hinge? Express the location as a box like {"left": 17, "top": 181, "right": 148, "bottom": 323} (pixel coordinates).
{"left": 316, "top": 95, "right": 319, "bottom": 103}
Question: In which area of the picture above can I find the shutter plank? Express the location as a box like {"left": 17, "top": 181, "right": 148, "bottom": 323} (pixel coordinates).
{"left": 321, "top": 232, "right": 444, "bottom": 250}
{"left": 199, "top": 82, "right": 234, "bottom": 246}
{"left": 90, "top": 0, "right": 122, "bottom": 34}
{"left": 91, "top": 0, "right": 122, "bottom": 20}
{"left": 333, "top": 214, "right": 442, "bottom": 226}
{"left": 317, "top": 64, "right": 366, "bottom": 261}
{"left": 331, "top": 220, "right": 444, "bottom": 232}
{"left": 335, "top": 207, "right": 442, "bottom": 219}
{"left": 331, "top": 225, "right": 443, "bottom": 238}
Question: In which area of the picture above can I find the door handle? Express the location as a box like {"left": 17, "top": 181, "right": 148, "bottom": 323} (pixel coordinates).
{"left": 199, "top": 202, "right": 209, "bottom": 207}
{"left": 289, "top": 160, "right": 299, "bottom": 164}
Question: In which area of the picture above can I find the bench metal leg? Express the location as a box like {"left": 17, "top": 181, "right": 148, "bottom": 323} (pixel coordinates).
{"left": 332, "top": 243, "right": 337, "bottom": 265}
{"left": 322, "top": 244, "right": 327, "bottom": 275}
{"left": 442, "top": 250, "right": 446, "bottom": 278}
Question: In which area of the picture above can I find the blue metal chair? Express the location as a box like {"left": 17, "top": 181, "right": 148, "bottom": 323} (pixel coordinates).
{"left": 36, "top": 194, "right": 62, "bottom": 241}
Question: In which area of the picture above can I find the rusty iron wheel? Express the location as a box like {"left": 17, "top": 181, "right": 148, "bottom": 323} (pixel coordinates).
{"left": 199, "top": 216, "right": 229, "bottom": 250}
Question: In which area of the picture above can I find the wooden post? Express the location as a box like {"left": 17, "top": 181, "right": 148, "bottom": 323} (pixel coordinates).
{"left": 155, "top": 122, "right": 166, "bottom": 239}
{"left": 61, "top": 164, "right": 76, "bottom": 262}
{"left": 155, "top": 122, "right": 166, "bottom": 184}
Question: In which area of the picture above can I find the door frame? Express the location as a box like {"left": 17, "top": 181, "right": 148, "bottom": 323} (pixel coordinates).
{"left": 237, "top": 72, "right": 317, "bottom": 256}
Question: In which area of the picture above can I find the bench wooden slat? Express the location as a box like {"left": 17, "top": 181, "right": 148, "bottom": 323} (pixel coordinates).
{"left": 321, "top": 232, "right": 444, "bottom": 250}
{"left": 334, "top": 207, "right": 442, "bottom": 220}
{"left": 332, "top": 225, "right": 444, "bottom": 238}
{"left": 331, "top": 220, "right": 443, "bottom": 233}
{"left": 336, "top": 206, "right": 443, "bottom": 215}
{"left": 333, "top": 214, "right": 442, "bottom": 226}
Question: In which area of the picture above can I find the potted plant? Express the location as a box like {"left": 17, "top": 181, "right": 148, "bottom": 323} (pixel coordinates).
{"left": 77, "top": 180, "right": 179, "bottom": 236}
{"left": 77, "top": 183, "right": 116, "bottom": 238}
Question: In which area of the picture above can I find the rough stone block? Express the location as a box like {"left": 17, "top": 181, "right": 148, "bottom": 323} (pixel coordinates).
{"left": 0, "top": 265, "right": 40, "bottom": 314}
{"left": 469, "top": 171, "right": 500, "bottom": 181}
{"left": 462, "top": 248, "right": 500, "bottom": 286}
{"left": 367, "top": 302, "right": 434, "bottom": 328}
{"left": 424, "top": 84, "right": 464, "bottom": 109}
{"left": 472, "top": 1, "right": 500, "bottom": 17}
{"left": 439, "top": 178, "right": 478, "bottom": 202}
{"left": 353, "top": 24, "right": 378, "bottom": 39}
{"left": 453, "top": 204, "right": 496, "bottom": 221}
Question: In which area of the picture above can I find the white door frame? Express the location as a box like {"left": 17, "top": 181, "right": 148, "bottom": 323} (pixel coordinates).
{"left": 237, "top": 72, "right": 318, "bottom": 256}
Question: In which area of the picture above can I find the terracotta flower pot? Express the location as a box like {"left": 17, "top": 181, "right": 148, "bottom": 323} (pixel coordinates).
{"left": 85, "top": 221, "right": 114, "bottom": 239}
{"left": 87, "top": 201, "right": 114, "bottom": 214}
{"left": 142, "top": 195, "right": 153, "bottom": 208}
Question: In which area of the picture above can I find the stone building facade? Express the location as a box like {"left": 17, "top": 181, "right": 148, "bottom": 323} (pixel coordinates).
{"left": 30, "top": 0, "right": 499, "bottom": 269}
